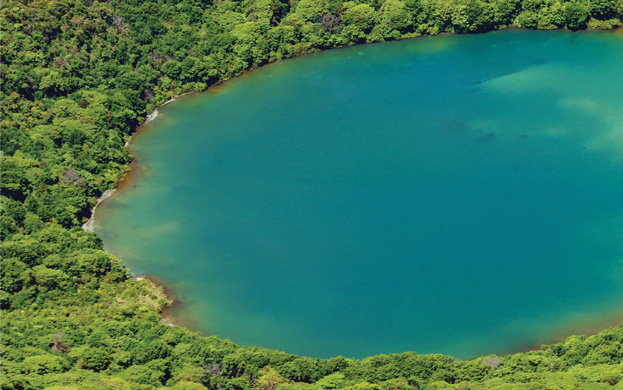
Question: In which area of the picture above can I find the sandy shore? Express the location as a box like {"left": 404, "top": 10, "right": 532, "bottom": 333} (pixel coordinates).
{"left": 81, "top": 189, "right": 117, "bottom": 233}
{"left": 80, "top": 92, "right": 199, "bottom": 329}
{"left": 143, "top": 92, "right": 195, "bottom": 125}
{"left": 83, "top": 91, "right": 198, "bottom": 234}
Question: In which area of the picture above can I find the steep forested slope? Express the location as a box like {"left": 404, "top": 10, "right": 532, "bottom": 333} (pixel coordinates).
{"left": 1, "top": 0, "right": 623, "bottom": 388}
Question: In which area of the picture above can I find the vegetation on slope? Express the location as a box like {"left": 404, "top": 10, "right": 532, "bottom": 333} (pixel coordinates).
{"left": 1, "top": 0, "right": 623, "bottom": 388}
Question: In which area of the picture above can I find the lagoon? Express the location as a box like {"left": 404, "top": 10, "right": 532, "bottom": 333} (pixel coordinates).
{"left": 96, "top": 30, "right": 623, "bottom": 359}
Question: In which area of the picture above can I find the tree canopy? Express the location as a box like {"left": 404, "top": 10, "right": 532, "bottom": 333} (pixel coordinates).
{"left": 1, "top": 0, "right": 622, "bottom": 387}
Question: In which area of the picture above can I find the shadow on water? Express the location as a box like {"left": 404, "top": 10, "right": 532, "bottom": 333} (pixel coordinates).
{"left": 476, "top": 132, "right": 497, "bottom": 144}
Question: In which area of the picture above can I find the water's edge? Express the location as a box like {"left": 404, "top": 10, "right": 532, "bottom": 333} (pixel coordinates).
{"left": 87, "top": 27, "right": 623, "bottom": 359}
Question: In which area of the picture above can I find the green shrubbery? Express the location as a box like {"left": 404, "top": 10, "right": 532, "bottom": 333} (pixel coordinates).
{"left": 1, "top": 0, "right": 622, "bottom": 388}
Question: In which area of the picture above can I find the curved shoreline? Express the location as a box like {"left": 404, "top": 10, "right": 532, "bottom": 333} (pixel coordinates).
{"left": 81, "top": 189, "right": 117, "bottom": 233}
{"left": 514, "top": 312, "right": 623, "bottom": 355}
{"left": 133, "top": 275, "right": 182, "bottom": 326}
{"left": 82, "top": 90, "right": 197, "bottom": 234}
{"left": 88, "top": 28, "right": 623, "bottom": 359}
{"left": 144, "top": 91, "right": 196, "bottom": 125}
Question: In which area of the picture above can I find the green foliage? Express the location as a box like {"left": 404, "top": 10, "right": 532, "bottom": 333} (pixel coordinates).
{"left": 1, "top": 0, "right": 622, "bottom": 388}
{"left": 565, "top": 1, "right": 592, "bottom": 28}
{"left": 341, "top": 3, "right": 380, "bottom": 42}
{"left": 379, "top": 0, "right": 413, "bottom": 37}
{"left": 22, "top": 354, "right": 71, "bottom": 375}
{"left": 590, "top": 0, "right": 620, "bottom": 18}
{"left": 316, "top": 373, "right": 348, "bottom": 390}
{"left": 257, "top": 367, "right": 293, "bottom": 390}
{"left": 296, "top": 0, "right": 330, "bottom": 21}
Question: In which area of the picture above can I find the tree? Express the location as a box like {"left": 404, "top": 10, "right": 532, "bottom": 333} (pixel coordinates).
{"left": 22, "top": 354, "right": 70, "bottom": 375}
{"left": 256, "top": 366, "right": 292, "bottom": 390}
{"left": 565, "top": 2, "right": 591, "bottom": 28}
{"left": 379, "top": 0, "right": 412, "bottom": 38}
{"left": 296, "top": 0, "right": 329, "bottom": 21}
{"left": 162, "top": 60, "right": 182, "bottom": 79}
{"left": 590, "top": 0, "right": 618, "bottom": 18}
{"left": 316, "top": 373, "right": 348, "bottom": 390}
{"left": 69, "top": 346, "right": 112, "bottom": 372}
{"left": 341, "top": 3, "right": 379, "bottom": 42}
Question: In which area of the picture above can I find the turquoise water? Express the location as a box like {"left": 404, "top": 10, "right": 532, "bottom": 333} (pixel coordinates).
{"left": 96, "top": 30, "right": 623, "bottom": 359}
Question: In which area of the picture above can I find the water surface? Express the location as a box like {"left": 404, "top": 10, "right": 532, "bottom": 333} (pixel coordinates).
{"left": 97, "top": 30, "right": 623, "bottom": 358}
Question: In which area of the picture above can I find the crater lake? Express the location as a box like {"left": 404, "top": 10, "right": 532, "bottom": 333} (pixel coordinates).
{"left": 96, "top": 29, "right": 623, "bottom": 359}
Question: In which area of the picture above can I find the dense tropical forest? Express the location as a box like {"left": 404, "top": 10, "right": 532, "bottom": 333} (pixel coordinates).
{"left": 1, "top": 0, "right": 623, "bottom": 387}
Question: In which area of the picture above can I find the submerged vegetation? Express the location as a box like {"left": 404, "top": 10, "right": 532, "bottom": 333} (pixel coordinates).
{"left": 1, "top": 0, "right": 623, "bottom": 388}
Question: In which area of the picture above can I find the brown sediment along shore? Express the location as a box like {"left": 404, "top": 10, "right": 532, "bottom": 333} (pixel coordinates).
{"left": 512, "top": 312, "right": 623, "bottom": 355}
{"left": 83, "top": 91, "right": 207, "bottom": 329}
{"left": 81, "top": 93, "right": 186, "bottom": 233}
{"left": 81, "top": 189, "right": 117, "bottom": 233}
{"left": 133, "top": 274, "right": 184, "bottom": 326}
{"left": 88, "top": 30, "right": 623, "bottom": 356}
{"left": 83, "top": 83, "right": 243, "bottom": 231}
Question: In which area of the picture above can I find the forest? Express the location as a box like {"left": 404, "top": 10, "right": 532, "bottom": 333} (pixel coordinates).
{"left": 1, "top": 0, "right": 623, "bottom": 387}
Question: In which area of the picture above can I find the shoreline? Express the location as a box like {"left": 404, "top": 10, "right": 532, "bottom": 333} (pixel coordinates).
{"left": 81, "top": 189, "right": 117, "bottom": 233}
{"left": 126, "top": 261, "right": 621, "bottom": 358}
{"left": 82, "top": 90, "right": 198, "bottom": 234}
{"left": 136, "top": 269, "right": 623, "bottom": 357}
{"left": 512, "top": 311, "right": 623, "bottom": 355}
{"left": 143, "top": 91, "right": 196, "bottom": 126}
{"left": 133, "top": 274, "right": 181, "bottom": 326}
{"left": 87, "top": 28, "right": 623, "bottom": 359}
